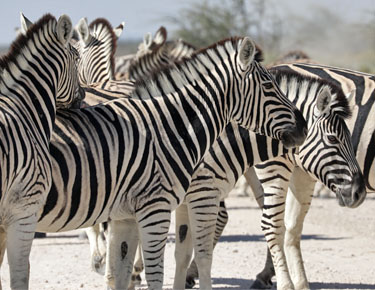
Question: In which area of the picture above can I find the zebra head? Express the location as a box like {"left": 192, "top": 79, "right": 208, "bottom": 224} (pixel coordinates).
{"left": 128, "top": 27, "right": 170, "bottom": 81}
{"left": 233, "top": 37, "right": 307, "bottom": 149}
{"left": 299, "top": 87, "right": 366, "bottom": 208}
{"left": 19, "top": 13, "right": 84, "bottom": 109}
{"left": 75, "top": 17, "right": 122, "bottom": 84}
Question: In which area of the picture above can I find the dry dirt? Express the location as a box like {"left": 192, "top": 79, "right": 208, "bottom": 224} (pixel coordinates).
{"left": 1, "top": 189, "right": 374, "bottom": 290}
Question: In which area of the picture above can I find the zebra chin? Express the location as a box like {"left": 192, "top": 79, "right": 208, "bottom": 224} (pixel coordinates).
{"left": 279, "top": 109, "right": 307, "bottom": 149}
{"left": 334, "top": 172, "right": 367, "bottom": 208}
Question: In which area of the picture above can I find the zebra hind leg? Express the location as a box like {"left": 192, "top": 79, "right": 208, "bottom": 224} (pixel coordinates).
{"left": 6, "top": 214, "right": 38, "bottom": 290}
{"left": 105, "top": 219, "right": 139, "bottom": 290}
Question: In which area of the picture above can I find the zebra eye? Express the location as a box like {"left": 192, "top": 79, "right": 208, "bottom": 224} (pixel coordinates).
{"left": 327, "top": 135, "right": 339, "bottom": 144}
{"left": 263, "top": 81, "right": 273, "bottom": 90}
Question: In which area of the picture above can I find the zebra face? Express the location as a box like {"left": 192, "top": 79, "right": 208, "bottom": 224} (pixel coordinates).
{"left": 56, "top": 42, "right": 85, "bottom": 109}
{"left": 236, "top": 51, "right": 307, "bottom": 149}
{"left": 299, "top": 109, "right": 366, "bottom": 208}
{"left": 20, "top": 13, "right": 84, "bottom": 109}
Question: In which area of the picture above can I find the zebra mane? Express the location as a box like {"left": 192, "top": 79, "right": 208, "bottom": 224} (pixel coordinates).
{"left": 271, "top": 69, "right": 352, "bottom": 119}
{"left": 88, "top": 18, "right": 117, "bottom": 78}
{"left": 0, "top": 14, "right": 56, "bottom": 75}
{"left": 131, "top": 37, "right": 247, "bottom": 99}
{"left": 192, "top": 37, "right": 264, "bottom": 62}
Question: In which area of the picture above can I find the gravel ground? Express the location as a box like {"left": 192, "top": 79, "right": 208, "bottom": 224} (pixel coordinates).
{"left": 1, "top": 192, "right": 374, "bottom": 290}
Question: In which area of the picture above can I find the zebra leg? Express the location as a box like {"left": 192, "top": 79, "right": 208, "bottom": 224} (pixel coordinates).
{"left": 186, "top": 194, "right": 220, "bottom": 290}
{"left": 105, "top": 219, "right": 139, "bottom": 290}
{"left": 251, "top": 247, "right": 275, "bottom": 289}
{"left": 186, "top": 200, "right": 229, "bottom": 288}
{"left": 6, "top": 214, "right": 38, "bottom": 290}
{"left": 244, "top": 166, "right": 264, "bottom": 208}
{"left": 173, "top": 203, "right": 193, "bottom": 290}
{"left": 137, "top": 209, "right": 171, "bottom": 290}
{"left": 128, "top": 243, "right": 144, "bottom": 290}
{"left": 0, "top": 227, "right": 7, "bottom": 290}
{"left": 245, "top": 168, "right": 276, "bottom": 289}
{"left": 86, "top": 224, "right": 106, "bottom": 275}
{"left": 256, "top": 157, "right": 295, "bottom": 290}
{"left": 284, "top": 167, "right": 315, "bottom": 289}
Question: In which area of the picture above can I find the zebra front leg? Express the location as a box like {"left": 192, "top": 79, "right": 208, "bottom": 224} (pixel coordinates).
{"left": 128, "top": 243, "right": 144, "bottom": 290}
{"left": 0, "top": 226, "right": 7, "bottom": 290}
{"left": 6, "top": 214, "right": 38, "bottom": 290}
{"left": 105, "top": 219, "right": 139, "bottom": 290}
{"left": 256, "top": 157, "right": 295, "bottom": 290}
{"left": 173, "top": 203, "right": 193, "bottom": 290}
{"left": 250, "top": 247, "right": 274, "bottom": 289}
{"left": 137, "top": 208, "right": 171, "bottom": 290}
{"left": 186, "top": 193, "right": 220, "bottom": 290}
{"left": 284, "top": 167, "right": 315, "bottom": 290}
{"left": 86, "top": 224, "right": 107, "bottom": 275}
{"left": 186, "top": 200, "right": 228, "bottom": 289}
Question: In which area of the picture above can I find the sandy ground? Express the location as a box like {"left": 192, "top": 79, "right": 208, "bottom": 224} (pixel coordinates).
{"left": 1, "top": 191, "right": 374, "bottom": 290}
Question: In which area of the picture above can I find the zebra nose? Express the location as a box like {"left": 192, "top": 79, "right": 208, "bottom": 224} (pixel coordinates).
{"left": 350, "top": 172, "right": 366, "bottom": 208}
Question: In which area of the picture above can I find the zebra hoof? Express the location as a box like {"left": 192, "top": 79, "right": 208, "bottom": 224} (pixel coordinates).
{"left": 185, "top": 276, "right": 196, "bottom": 289}
{"left": 250, "top": 278, "right": 273, "bottom": 289}
{"left": 34, "top": 232, "right": 47, "bottom": 238}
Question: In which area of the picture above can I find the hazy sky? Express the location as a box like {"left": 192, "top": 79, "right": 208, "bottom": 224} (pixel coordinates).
{"left": 0, "top": 0, "right": 373, "bottom": 46}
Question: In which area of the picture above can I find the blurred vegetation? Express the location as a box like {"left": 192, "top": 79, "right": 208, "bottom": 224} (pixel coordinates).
{"left": 166, "top": 0, "right": 375, "bottom": 73}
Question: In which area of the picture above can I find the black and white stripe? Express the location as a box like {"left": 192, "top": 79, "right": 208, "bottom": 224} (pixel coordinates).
{"left": 35, "top": 37, "right": 305, "bottom": 290}
{"left": 171, "top": 69, "right": 365, "bottom": 290}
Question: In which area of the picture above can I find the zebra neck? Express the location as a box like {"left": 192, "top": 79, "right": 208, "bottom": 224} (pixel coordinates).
{"left": 144, "top": 77, "right": 228, "bottom": 182}
{"left": 0, "top": 52, "right": 58, "bottom": 145}
{"left": 278, "top": 77, "right": 323, "bottom": 128}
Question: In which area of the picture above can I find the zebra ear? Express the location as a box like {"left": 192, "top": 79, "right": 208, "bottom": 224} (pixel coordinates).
{"left": 144, "top": 32, "right": 152, "bottom": 48}
{"left": 76, "top": 17, "right": 91, "bottom": 45}
{"left": 56, "top": 14, "right": 73, "bottom": 46}
{"left": 316, "top": 87, "right": 332, "bottom": 115}
{"left": 153, "top": 26, "right": 167, "bottom": 46}
{"left": 239, "top": 37, "right": 256, "bottom": 68}
{"left": 113, "top": 22, "right": 125, "bottom": 39}
{"left": 20, "top": 12, "right": 33, "bottom": 35}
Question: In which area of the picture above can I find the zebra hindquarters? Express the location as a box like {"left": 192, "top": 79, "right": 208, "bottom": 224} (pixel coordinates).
{"left": 255, "top": 156, "right": 295, "bottom": 290}
{"left": 105, "top": 219, "right": 139, "bottom": 290}
{"left": 284, "top": 167, "right": 315, "bottom": 290}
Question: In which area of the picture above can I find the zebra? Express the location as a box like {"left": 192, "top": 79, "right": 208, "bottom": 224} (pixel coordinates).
{"left": 246, "top": 62, "right": 375, "bottom": 289}
{"left": 0, "top": 13, "right": 83, "bottom": 289}
{"left": 33, "top": 37, "right": 306, "bottom": 290}
{"left": 126, "top": 26, "right": 171, "bottom": 81}
{"left": 185, "top": 63, "right": 374, "bottom": 290}
{"left": 114, "top": 27, "right": 196, "bottom": 81}
{"left": 74, "top": 28, "right": 368, "bottom": 288}
{"left": 74, "top": 17, "right": 124, "bottom": 85}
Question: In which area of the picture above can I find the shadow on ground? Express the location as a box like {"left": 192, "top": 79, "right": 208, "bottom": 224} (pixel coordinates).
{"left": 310, "top": 282, "right": 375, "bottom": 289}
{"left": 218, "top": 234, "right": 345, "bottom": 242}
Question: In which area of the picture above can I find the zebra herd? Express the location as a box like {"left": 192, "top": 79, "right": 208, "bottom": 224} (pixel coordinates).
{"left": 0, "top": 12, "right": 372, "bottom": 290}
